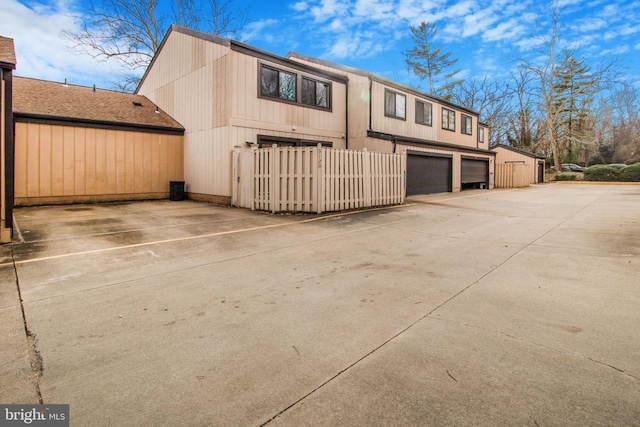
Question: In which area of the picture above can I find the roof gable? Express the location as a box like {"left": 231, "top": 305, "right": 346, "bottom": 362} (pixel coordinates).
{"left": 0, "top": 36, "right": 16, "bottom": 69}
{"left": 13, "top": 77, "right": 183, "bottom": 133}
{"left": 492, "top": 144, "right": 544, "bottom": 159}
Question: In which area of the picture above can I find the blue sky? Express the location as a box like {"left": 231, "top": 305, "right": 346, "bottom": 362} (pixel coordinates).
{"left": 2, "top": 0, "right": 639, "bottom": 91}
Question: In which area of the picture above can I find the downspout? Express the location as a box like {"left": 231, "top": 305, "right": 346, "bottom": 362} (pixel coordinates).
{"left": 393, "top": 137, "right": 397, "bottom": 154}
{"left": 368, "top": 77, "right": 373, "bottom": 131}
{"left": 345, "top": 80, "right": 349, "bottom": 150}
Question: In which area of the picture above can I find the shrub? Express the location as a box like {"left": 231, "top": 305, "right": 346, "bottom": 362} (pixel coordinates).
{"left": 555, "top": 173, "right": 577, "bottom": 181}
{"left": 584, "top": 165, "right": 622, "bottom": 181}
{"left": 620, "top": 163, "right": 640, "bottom": 182}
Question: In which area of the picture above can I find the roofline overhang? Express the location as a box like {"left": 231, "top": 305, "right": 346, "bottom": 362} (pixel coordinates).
{"left": 287, "top": 52, "right": 480, "bottom": 117}
{"left": 136, "top": 25, "right": 348, "bottom": 94}
{"left": 13, "top": 113, "right": 185, "bottom": 136}
{"left": 368, "top": 130, "right": 496, "bottom": 156}
{"left": 492, "top": 143, "right": 545, "bottom": 159}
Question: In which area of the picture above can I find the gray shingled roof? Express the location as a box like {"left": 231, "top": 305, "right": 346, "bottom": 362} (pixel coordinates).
{"left": 0, "top": 36, "right": 16, "bottom": 69}
{"left": 13, "top": 76, "right": 183, "bottom": 133}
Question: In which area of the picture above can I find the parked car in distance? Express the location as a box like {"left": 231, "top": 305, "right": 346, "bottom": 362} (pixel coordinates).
{"left": 561, "top": 163, "right": 585, "bottom": 172}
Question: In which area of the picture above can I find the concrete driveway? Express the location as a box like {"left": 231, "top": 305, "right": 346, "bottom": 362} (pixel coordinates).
{"left": 1, "top": 184, "right": 639, "bottom": 426}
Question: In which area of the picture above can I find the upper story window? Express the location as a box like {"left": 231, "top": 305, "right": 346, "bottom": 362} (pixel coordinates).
{"left": 442, "top": 108, "right": 455, "bottom": 131}
{"left": 461, "top": 114, "right": 473, "bottom": 135}
{"left": 260, "top": 65, "right": 296, "bottom": 101}
{"left": 478, "top": 127, "right": 485, "bottom": 143}
{"left": 302, "top": 77, "right": 329, "bottom": 108}
{"left": 415, "top": 99, "right": 432, "bottom": 126}
{"left": 385, "top": 89, "right": 406, "bottom": 120}
{"left": 259, "top": 63, "right": 331, "bottom": 110}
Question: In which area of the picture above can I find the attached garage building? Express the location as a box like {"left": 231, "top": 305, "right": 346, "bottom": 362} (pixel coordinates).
{"left": 13, "top": 77, "right": 185, "bottom": 206}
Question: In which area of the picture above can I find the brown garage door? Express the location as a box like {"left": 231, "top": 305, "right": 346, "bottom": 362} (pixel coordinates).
{"left": 407, "top": 153, "right": 452, "bottom": 195}
{"left": 461, "top": 158, "right": 489, "bottom": 188}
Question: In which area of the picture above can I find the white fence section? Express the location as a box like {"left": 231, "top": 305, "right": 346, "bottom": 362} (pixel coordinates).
{"left": 495, "top": 163, "right": 529, "bottom": 188}
{"left": 233, "top": 144, "right": 406, "bottom": 213}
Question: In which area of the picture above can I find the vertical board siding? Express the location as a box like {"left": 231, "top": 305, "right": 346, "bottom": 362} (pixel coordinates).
{"left": 236, "top": 145, "right": 405, "bottom": 213}
{"left": 495, "top": 163, "right": 529, "bottom": 188}
{"left": 14, "top": 122, "right": 184, "bottom": 205}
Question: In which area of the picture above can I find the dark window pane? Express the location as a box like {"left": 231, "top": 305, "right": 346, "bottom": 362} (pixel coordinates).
{"left": 385, "top": 91, "right": 395, "bottom": 116}
{"left": 416, "top": 101, "right": 424, "bottom": 123}
{"left": 302, "top": 78, "right": 315, "bottom": 106}
{"left": 396, "top": 94, "right": 406, "bottom": 119}
{"left": 279, "top": 71, "right": 296, "bottom": 101}
{"left": 425, "top": 102, "right": 432, "bottom": 125}
{"left": 261, "top": 66, "right": 278, "bottom": 97}
{"left": 316, "top": 82, "right": 328, "bottom": 107}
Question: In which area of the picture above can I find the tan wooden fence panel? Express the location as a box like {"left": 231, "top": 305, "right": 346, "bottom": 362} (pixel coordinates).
{"left": 234, "top": 145, "right": 406, "bottom": 213}
{"left": 495, "top": 163, "right": 529, "bottom": 188}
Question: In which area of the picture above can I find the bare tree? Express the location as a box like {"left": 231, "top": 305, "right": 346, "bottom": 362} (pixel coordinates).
{"left": 518, "top": 5, "right": 563, "bottom": 171}
{"left": 208, "top": 0, "right": 248, "bottom": 37}
{"left": 63, "top": 0, "right": 246, "bottom": 92}
{"left": 451, "top": 76, "right": 513, "bottom": 147}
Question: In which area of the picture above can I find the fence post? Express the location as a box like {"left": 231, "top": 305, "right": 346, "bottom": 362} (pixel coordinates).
{"left": 401, "top": 150, "right": 407, "bottom": 203}
{"left": 270, "top": 144, "right": 278, "bottom": 213}
{"left": 249, "top": 145, "right": 257, "bottom": 210}
{"left": 363, "top": 148, "right": 372, "bottom": 208}
{"left": 316, "top": 143, "right": 324, "bottom": 214}
{"left": 232, "top": 148, "right": 240, "bottom": 207}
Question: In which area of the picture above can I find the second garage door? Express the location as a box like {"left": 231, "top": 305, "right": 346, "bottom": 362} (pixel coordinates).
{"left": 406, "top": 153, "right": 452, "bottom": 195}
{"left": 461, "top": 158, "right": 489, "bottom": 189}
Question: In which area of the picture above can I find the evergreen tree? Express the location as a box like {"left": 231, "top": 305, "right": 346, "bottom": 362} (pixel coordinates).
{"left": 554, "top": 51, "right": 597, "bottom": 163}
{"left": 404, "top": 21, "right": 463, "bottom": 101}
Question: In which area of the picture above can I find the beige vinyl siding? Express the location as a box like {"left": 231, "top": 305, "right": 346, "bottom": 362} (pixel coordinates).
{"left": 14, "top": 122, "right": 183, "bottom": 205}
{"left": 138, "top": 32, "right": 230, "bottom": 133}
{"left": 232, "top": 54, "right": 347, "bottom": 138}
{"left": 478, "top": 124, "right": 490, "bottom": 151}
{"left": 139, "top": 30, "right": 347, "bottom": 202}
{"left": 371, "top": 82, "right": 438, "bottom": 143}
{"left": 138, "top": 31, "right": 231, "bottom": 199}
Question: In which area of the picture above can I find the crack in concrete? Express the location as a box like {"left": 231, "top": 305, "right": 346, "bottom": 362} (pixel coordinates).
{"left": 434, "top": 316, "right": 640, "bottom": 383}
{"left": 11, "top": 247, "right": 43, "bottom": 404}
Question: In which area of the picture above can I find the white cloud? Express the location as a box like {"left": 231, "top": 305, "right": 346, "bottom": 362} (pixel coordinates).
{"left": 310, "top": 0, "right": 350, "bottom": 23}
{"left": 292, "top": 1, "right": 309, "bottom": 12}
{"left": 1, "top": 0, "right": 126, "bottom": 88}
{"left": 238, "top": 19, "right": 280, "bottom": 44}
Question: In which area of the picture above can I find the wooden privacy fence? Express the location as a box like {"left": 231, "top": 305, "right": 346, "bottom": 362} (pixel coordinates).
{"left": 495, "top": 163, "right": 529, "bottom": 188}
{"left": 233, "top": 144, "right": 406, "bottom": 213}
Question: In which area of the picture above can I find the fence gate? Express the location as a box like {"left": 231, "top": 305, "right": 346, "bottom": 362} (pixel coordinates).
{"left": 495, "top": 163, "right": 529, "bottom": 188}
{"left": 233, "top": 144, "right": 406, "bottom": 213}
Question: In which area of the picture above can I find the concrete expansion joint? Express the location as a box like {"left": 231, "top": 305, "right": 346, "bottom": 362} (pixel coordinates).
{"left": 10, "top": 246, "right": 44, "bottom": 404}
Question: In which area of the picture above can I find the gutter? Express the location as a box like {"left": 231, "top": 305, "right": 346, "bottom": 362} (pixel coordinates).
{"left": 13, "top": 113, "right": 185, "bottom": 136}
